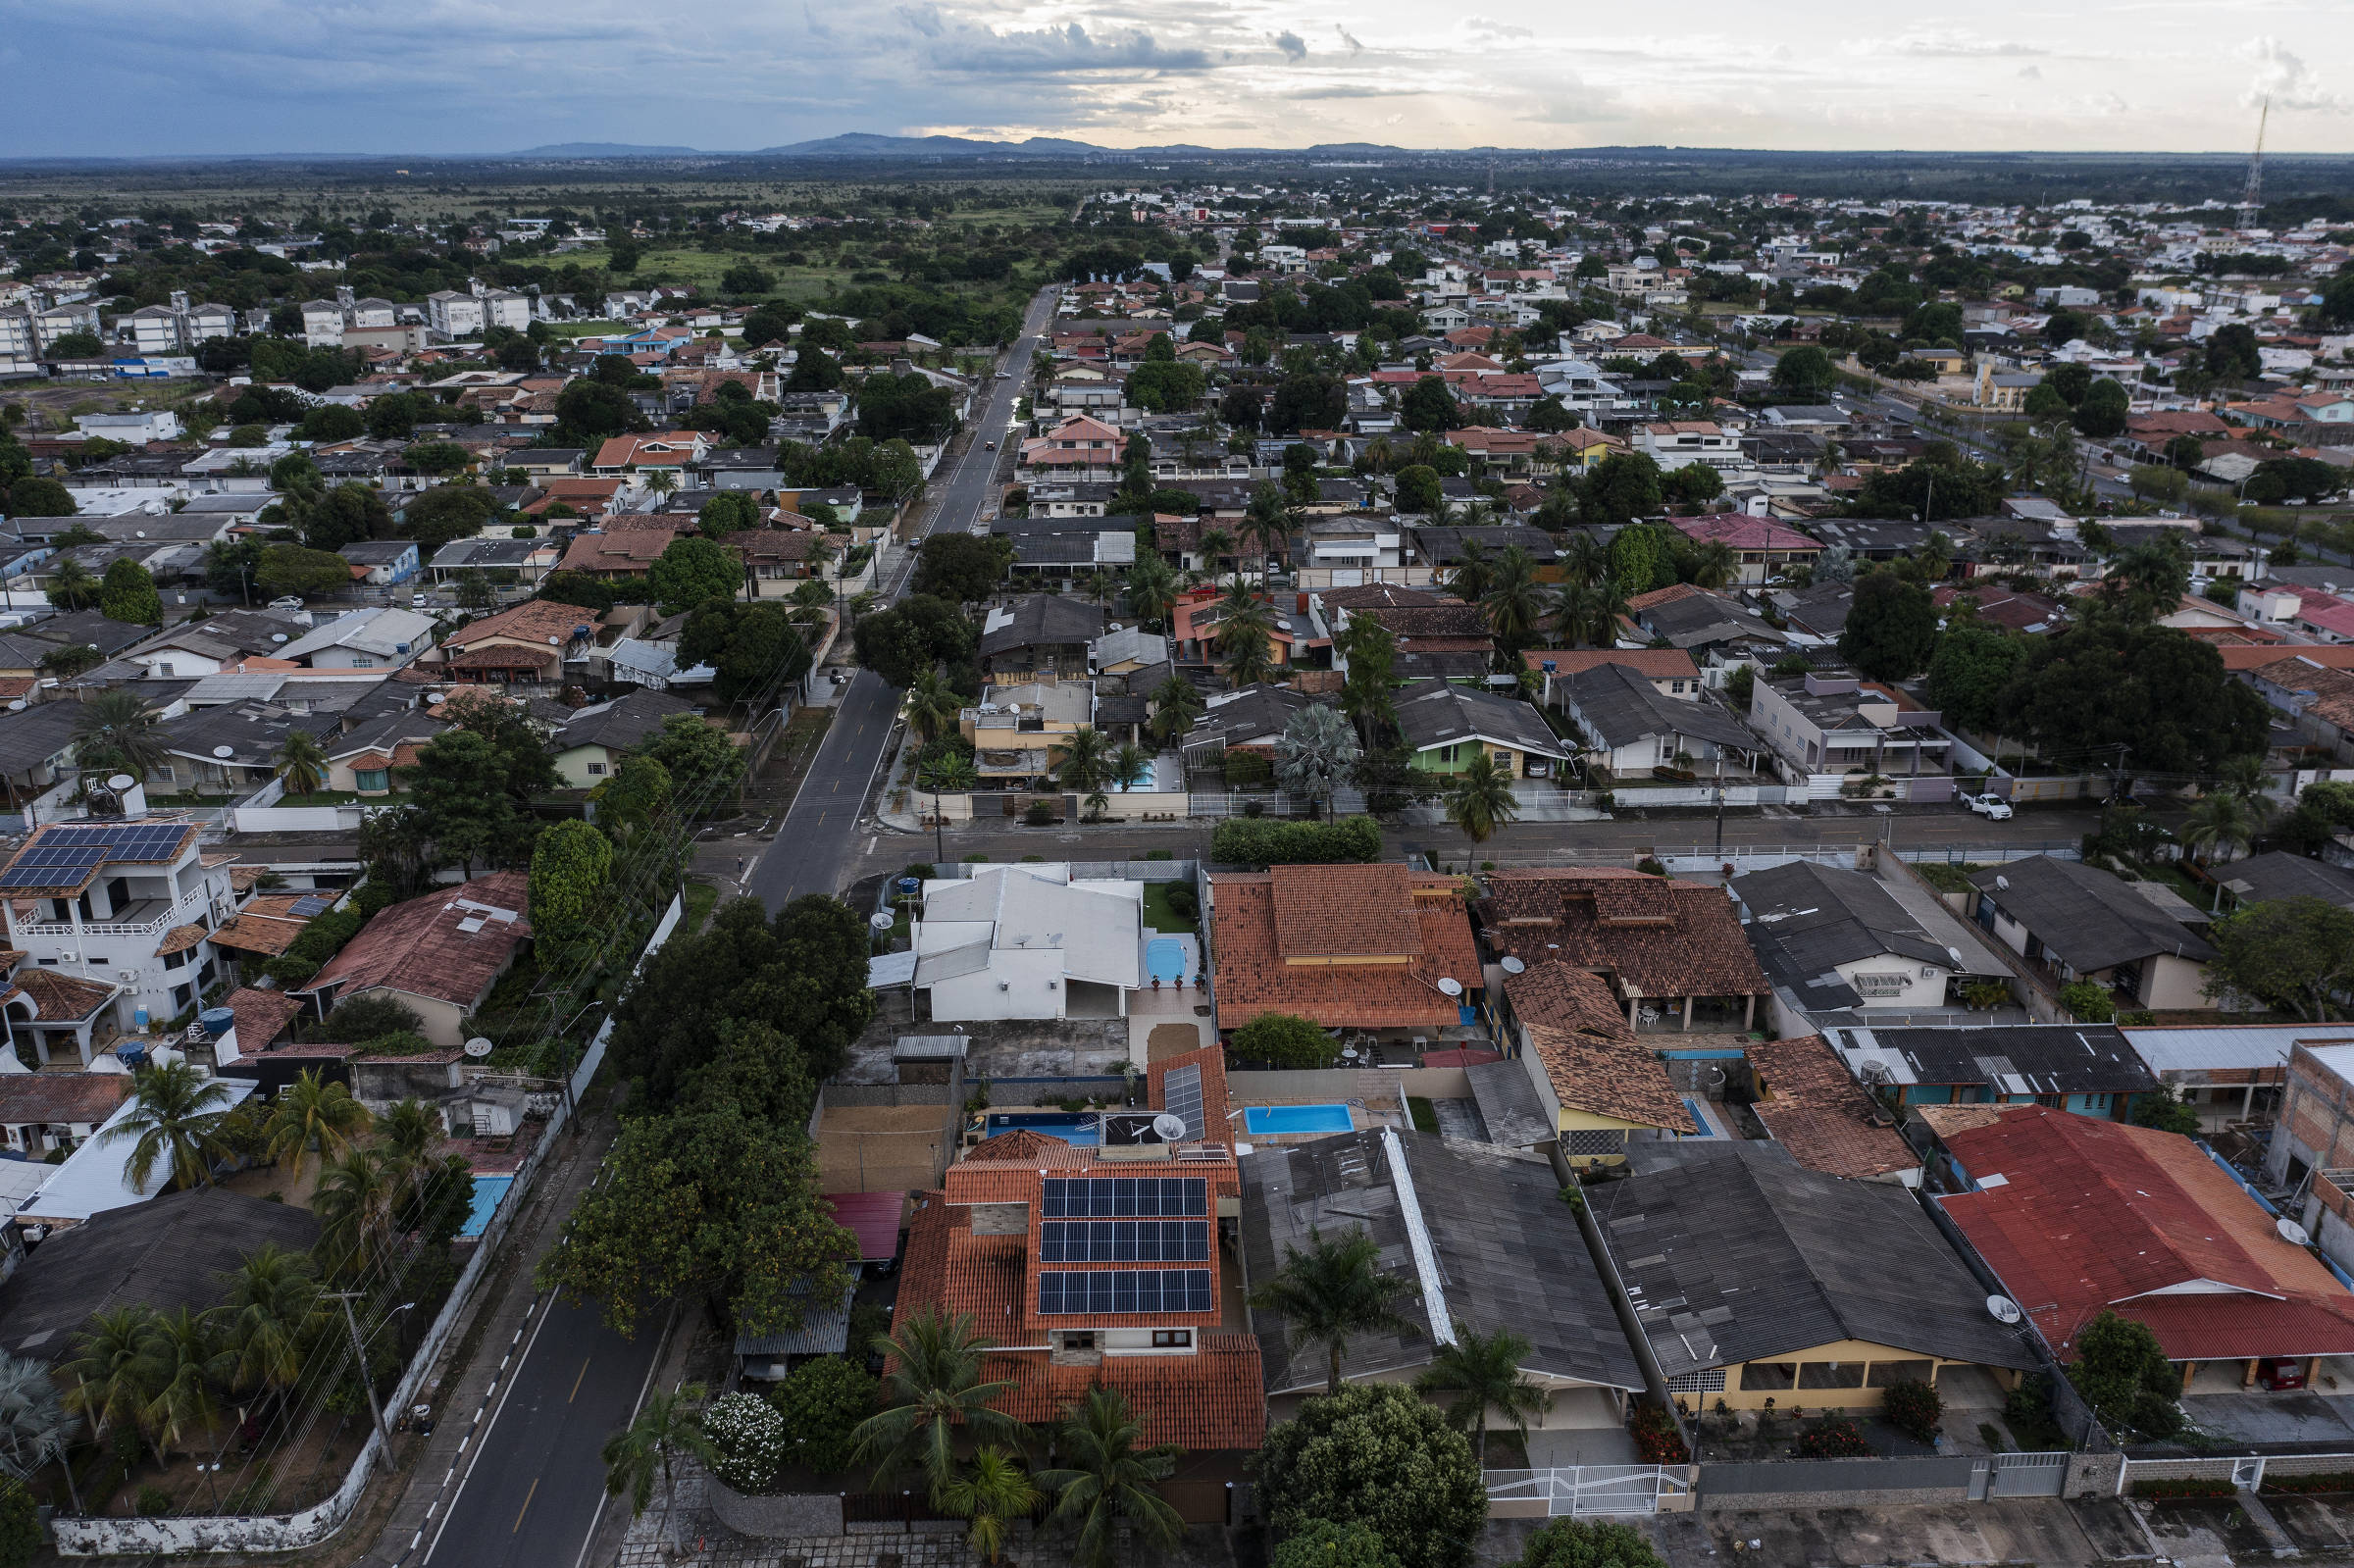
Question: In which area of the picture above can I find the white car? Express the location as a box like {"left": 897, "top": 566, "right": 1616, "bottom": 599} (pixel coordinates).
{"left": 1965, "top": 792, "right": 2015, "bottom": 821}
{"left": 995, "top": 371, "right": 1013, "bottom": 379}
{"left": 268, "top": 596, "right": 305, "bottom": 612}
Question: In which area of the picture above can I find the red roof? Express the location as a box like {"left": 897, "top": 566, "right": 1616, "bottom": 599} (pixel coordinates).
{"left": 1210, "top": 866, "right": 1482, "bottom": 1031}
{"left": 1937, "top": 1106, "right": 2354, "bottom": 1360}
{"left": 304, "top": 870, "right": 533, "bottom": 1013}
{"left": 1674, "top": 516, "right": 1823, "bottom": 551}
{"left": 823, "top": 1191, "right": 906, "bottom": 1263}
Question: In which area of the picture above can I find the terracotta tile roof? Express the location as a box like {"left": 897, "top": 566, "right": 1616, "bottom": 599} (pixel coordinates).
{"left": 223, "top": 986, "right": 301, "bottom": 1051}
{"left": 1211, "top": 866, "right": 1482, "bottom": 1031}
{"left": 1505, "top": 959, "right": 1691, "bottom": 1133}
{"left": 1506, "top": 960, "right": 1632, "bottom": 1041}
{"left": 965, "top": 1129, "right": 1067, "bottom": 1163}
{"left": 441, "top": 598, "right": 600, "bottom": 655}
{"left": 8, "top": 969, "right": 116, "bottom": 1022}
{"left": 1364, "top": 604, "right": 1490, "bottom": 640}
{"left": 558, "top": 528, "right": 677, "bottom": 574}
{"left": 1478, "top": 870, "right": 1768, "bottom": 1001}
{"left": 1147, "top": 1044, "right": 1233, "bottom": 1149}
{"left": 0, "top": 1072, "right": 129, "bottom": 1127}
{"left": 1939, "top": 1106, "right": 2354, "bottom": 1360}
{"left": 206, "top": 895, "right": 316, "bottom": 957}
{"left": 1913, "top": 1103, "right": 2010, "bottom": 1139}
{"left": 1746, "top": 1033, "right": 1916, "bottom": 1182}
{"left": 156, "top": 923, "right": 208, "bottom": 956}
{"left": 304, "top": 870, "right": 531, "bottom": 1011}
{"left": 1315, "top": 583, "right": 1442, "bottom": 611}
{"left": 1625, "top": 582, "right": 1710, "bottom": 614}
{"left": 1270, "top": 864, "right": 1423, "bottom": 958}
{"left": 1520, "top": 648, "right": 1699, "bottom": 680}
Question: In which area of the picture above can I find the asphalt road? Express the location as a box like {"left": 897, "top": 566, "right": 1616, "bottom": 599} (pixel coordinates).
{"left": 420, "top": 1295, "right": 661, "bottom": 1568}
{"left": 749, "top": 285, "right": 1060, "bottom": 911}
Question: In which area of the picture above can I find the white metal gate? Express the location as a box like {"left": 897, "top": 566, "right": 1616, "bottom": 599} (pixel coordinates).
{"left": 1484, "top": 1466, "right": 1691, "bottom": 1516}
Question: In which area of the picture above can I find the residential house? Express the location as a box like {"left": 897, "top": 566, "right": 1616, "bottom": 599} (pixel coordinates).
{"left": 0, "top": 818, "right": 238, "bottom": 1054}
{"left": 1090, "top": 628, "right": 1167, "bottom": 677}
{"left": 429, "top": 535, "right": 562, "bottom": 586}
{"left": 1521, "top": 648, "right": 1702, "bottom": 709}
{"left": 1622, "top": 583, "right": 1789, "bottom": 683}
{"left": 962, "top": 680, "right": 1094, "bottom": 788}
{"left": 1497, "top": 959, "right": 1695, "bottom": 1167}
{"left": 976, "top": 596, "right": 1108, "bottom": 680}
{"left": 1320, "top": 586, "right": 1490, "bottom": 682}
{"left": 1940, "top": 1106, "right": 2354, "bottom": 1390}
{"left": 1018, "top": 416, "right": 1127, "bottom": 483}
{"left": 2214, "top": 851, "right": 2354, "bottom": 914}
{"left": 1591, "top": 1140, "right": 2038, "bottom": 1412}
{"left": 276, "top": 607, "right": 436, "bottom": 671}
{"left": 425, "top": 290, "right": 486, "bottom": 339}
{"left": 557, "top": 523, "right": 680, "bottom": 582}
{"left": 322, "top": 709, "right": 447, "bottom": 795}
{"left": 301, "top": 870, "right": 531, "bottom": 1049}
{"left": 1411, "top": 526, "right": 1560, "bottom": 578}
{"left": 549, "top": 688, "right": 698, "bottom": 787}
{"left": 2119, "top": 1023, "right": 2298, "bottom": 1133}
{"left": 1553, "top": 661, "right": 1762, "bottom": 781}
{"left": 912, "top": 864, "right": 1145, "bottom": 1022}
{"left": 1176, "top": 683, "right": 1314, "bottom": 774}
{"left": 1731, "top": 859, "right": 2011, "bottom": 1026}
{"left": 1242, "top": 1127, "right": 1647, "bottom": 1448}
{"left": 1743, "top": 1033, "right": 1918, "bottom": 1183}
{"left": 1478, "top": 869, "right": 1771, "bottom": 1033}
{"left": 1392, "top": 678, "right": 1570, "bottom": 780}
{"left": 0, "top": 1187, "right": 315, "bottom": 1334}
{"left": 1170, "top": 590, "right": 1300, "bottom": 673}
{"left": 1750, "top": 671, "right": 1950, "bottom": 784}
{"left": 1824, "top": 1023, "right": 2160, "bottom": 1118}
{"left": 1208, "top": 863, "right": 1482, "bottom": 1044}
{"left": 0, "top": 1073, "right": 129, "bottom": 1158}
{"left": 1966, "top": 855, "right": 2218, "bottom": 1012}
{"left": 1293, "top": 515, "right": 1406, "bottom": 585}
{"left": 1634, "top": 422, "right": 1746, "bottom": 474}
{"left": 337, "top": 540, "right": 423, "bottom": 586}
{"left": 426, "top": 597, "right": 601, "bottom": 686}
{"left": 152, "top": 703, "right": 339, "bottom": 797}
{"left": 589, "top": 431, "right": 709, "bottom": 476}
{"left": 117, "top": 609, "right": 313, "bottom": 681}
{"left": 0, "top": 703, "right": 87, "bottom": 818}
{"left": 1672, "top": 517, "right": 1824, "bottom": 585}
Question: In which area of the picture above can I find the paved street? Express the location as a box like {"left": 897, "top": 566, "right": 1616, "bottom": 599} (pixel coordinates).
{"left": 748, "top": 285, "right": 1059, "bottom": 911}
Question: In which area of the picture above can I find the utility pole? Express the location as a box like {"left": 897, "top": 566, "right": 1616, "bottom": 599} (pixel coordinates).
{"left": 328, "top": 1291, "right": 389, "bottom": 1449}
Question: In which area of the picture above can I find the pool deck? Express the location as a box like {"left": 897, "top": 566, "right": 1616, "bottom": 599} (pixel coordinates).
{"left": 1126, "top": 980, "right": 1213, "bottom": 1067}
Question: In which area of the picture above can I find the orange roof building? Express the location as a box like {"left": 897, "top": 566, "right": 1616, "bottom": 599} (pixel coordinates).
{"left": 1208, "top": 864, "right": 1481, "bottom": 1037}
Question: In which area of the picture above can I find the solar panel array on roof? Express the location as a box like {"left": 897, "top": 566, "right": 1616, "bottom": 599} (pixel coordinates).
{"left": 287, "top": 893, "right": 335, "bottom": 918}
{"left": 0, "top": 822, "right": 189, "bottom": 889}
{"left": 1040, "top": 1177, "right": 1206, "bottom": 1218}
{"left": 1037, "top": 1269, "right": 1212, "bottom": 1315}
{"left": 1041, "top": 1220, "right": 1209, "bottom": 1263}
{"left": 1161, "top": 1064, "right": 1204, "bottom": 1141}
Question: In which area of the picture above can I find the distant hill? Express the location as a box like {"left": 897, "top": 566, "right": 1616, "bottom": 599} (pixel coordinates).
{"left": 514, "top": 142, "right": 704, "bottom": 157}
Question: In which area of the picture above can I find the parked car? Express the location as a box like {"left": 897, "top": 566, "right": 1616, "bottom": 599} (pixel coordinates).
{"left": 1964, "top": 792, "right": 2014, "bottom": 821}
{"left": 268, "top": 595, "right": 305, "bottom": 612}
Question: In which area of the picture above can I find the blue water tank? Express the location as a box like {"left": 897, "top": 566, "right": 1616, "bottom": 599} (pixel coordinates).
{"left": 132, "top": 1007, "right": 149, "bottom": 1032}
{"left": 199, "top": 1007, "right": 236, "bottom": 1037}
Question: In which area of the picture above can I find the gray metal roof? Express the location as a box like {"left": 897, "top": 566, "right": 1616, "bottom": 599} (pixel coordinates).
{"left": 2219, "top": 851, "right": 2354, "bottom": 911}
{"left": 1394, "top": 678, "right": 1567, "bottom": 760}
{"left": 0, "top": 701, "right": 83, "bottom": 779}
{"left": 1561, "top": 662, "right": 1759, "bottom": 755}
{"left": 1466, "top": 1058, "right": 1554, "bottom": 1149}
{"left": 1241, "top": 1128, "right": 1643, "bottom": 1397}
{"left": 734, "top": 1282, "right": 856, "bottom": 1357}
{"left": 1826, "top": 1023, "right": 2160, "bottom": 1097}
{"left": 1733, "top": 859, "right": 1968, "bottom": 976}
{"left": 1593, "top": 1140, "right": 2037, "bottom": 1377}
{"left": 1967, "top": 855, "right": 2219, "bottom": 971}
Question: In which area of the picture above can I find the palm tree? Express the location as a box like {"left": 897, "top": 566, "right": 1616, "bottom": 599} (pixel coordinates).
{"left": 212, "top": 1243, "right": 326, "bottom": 1396}
{"left": 1150, "top": 676, "right": 1203, "bottom": 743}
{"left": 1275, "top": 704, "right": 1361, "bottom": 818}
{"left": 918, "top": 751, "right": 978, "bottom": 793}
{"left": 1250, "top": 1226, "right": 1416, "bottom": 1396}
{"left": 102, "top": 1060, "right": 235, "bottom": 1194}
{"left": 1480, "top": 545, "right": 1546, "bottom": 656}
{"left": 600, "top": 1381, "right": 713, "bottom": 1556}
{"left": 1195, "top": 528, "right": 1236, "bottom": 578}
{"left": 47, "top": 557, "right": 100, "bottom": 612}
{"left": 262, "top": 1068, "right": 372, "bottom": 1186}
{"left": 938, "top": 1445, "right": 1038, "bottom": 1567}
{"left": 61, "top": 1308, "right": 155, "bottom": 1467}
{"left": 1449, "top": 537, "right": 1497, "bottom": 602}
{"left": 1056, "top": 726, "right": 1114, "bottom": 797}
{"left": 1415, "top": 1323, "right": 1549, "bottom": 1466}
{"left": 850, "top": 1309, "right": 1029, "bottom": 1499}
{"left": 1686, "top": 538, "right": 1738, "bottom": 591}
{"left": 135, "top": 1307, "right": 221, "bottom": 1464}
{"left": 904, "top": 668, "right": 961, "bottom": 745}
{"left": 2216, "top": 753, "right": 2270, "bottom": 801}
{"left": 314, "top": 1144, "right": 398, "bottom": 1281}
{"left": 377, "top": 1095, "right": 441, "bottom": 1167}
{"left": 274, "top": 729, "right": 331, "bottom": 796}
{"left": 1236, "top": 481, "right": 1292, "bottom": 578}
{"left": 1219, "top": 607, "right": 1276, "bottom": 688}
{"left": 0, "top": 1351, "right": 77, "bottom": 1511}
{"left": 1445, "top": 752, "right": 1520, "bottom": 862}
{"left": 1037, "top": 1389, "right": 1186, "bottom": 1568}
{"left": 72, "top": 689, "right": 169, "bottom": 784}
{"left": 1126, "top": 554, "right": 1179, "bottom": 629}
{"left": 2182, "top": 788, "right": 2270, "bottom": 907}
{"left": 1362, "top": 434, "right": 1397, "bottom": 476}
{"left": 1560, "top": 530, "right": 1610, "bottom": 591}
{"left": 640, "top": 467, "right": 680, "bottom": 498}
{"left": 1110, "top": 743, "right": 1152, "bottom": 792}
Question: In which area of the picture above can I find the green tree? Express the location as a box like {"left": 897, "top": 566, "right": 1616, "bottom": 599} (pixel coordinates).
{"left": 2180, "top": 788, "right": 2269, "bottom": 896}
{"left": 72, "top": 688, "right": 168, "bottom": 783}
{"left": 2204, "top": 896, "right": 2354, "bottom": 1020}
{"left": 261, "top": 1068, "right": 372, "bottom": 1186}
{"left": 1589, "top": 458, "right": 1665, "bottom": 531}
{"left": 850, "top": 1309, "right": 1030, "bottom": 1497}
{"left": 60, "top": 1307, "right": 156, "bottom": 1464}
{"left": 1998, "top": 622, "right": 2270, "bottom": 784}
{"left": 1415, "top": 1324, "right": 1549, "bottom": 1466}
{"left": 101, "top": 1061, "right": 235, "bottom": 1193}
{"left": 1925, "top": 620, "right": 2026, "bottom": 736}
{"left": 2066, "top": 1310, "right": 2181, "bottom": 1438}
{"left": 400, "top": 730, "right": 519, "bottom": 877}
{"left": 1256, "top": 1384, "right": 1488, "bottom": 1568}
{"left": 1151, "top": 674, "right": 1204, "bottom": 743}
{"left": 0, "top": 1353, "right": 71, "bottom": 1514}
{"left": 1232, "top": 1012, "right": 1339, "bottom": 1069}
{"left": 940, "top": 1445, "right": 1038, "bottom": 1567}
{"left": 1128, "top": 358, "right": 1207, "bottom": 414}
{"left": 97, "top": 558, "right": 162, "bottom": 626}
{"left": 1667, "top": 462, "right": 1724, "bottom": 507}
{"left": 211, "top": 1243, "right": 326, "bottom": 1396}
{"left": 696, "top": 490, "right": 760, "bottom": 539}
{"left": 2130, "top": 1085, "right": 2203, "bottom": 1138}
{"left": 45, "top": 555, "right": 100, "bottom": 610}
{"left": 400, "top": 484, "right": 499, "bottom": 556}
{"left": 1038, "top": 1389, "right": 1186, "bottom": 1568}
{"left": 601, "top": 1382, "right": 714, "bottom": 1555}
{"left": 2073, "top": 378, "right": 2129, "bottom": 438}
{"left": 1273, "top": 1521, "right": 1403, "bottom": 1568}
{"left": 1337, "top": 617, "right": 1399, "bottom": 742}
{"left": 531, "top": 819, "right": 616, "bottom": 979}
{"left": 1401, "top": 376, "right": 1464, "bottom": 434}
{"left": 1394, "top": 465, "right": 1442, "bottom": 516}
{"left": 904, "top": 668, "right": 961, "bottom": 744}
{"left": 1276, "top": 705, "right": 1362, "bottom": 818}
{"left": 275, "top": 728, "right": 330, "bottom": 795}
{"left": 1837, "top": 571, "right": 1937, "bottom": 681}
{"left": 1513, "top": 1519, "right": 1670, "bottom": 1568}
{"left": 1252, "top": 1227, "right": 1415, "bottom": 1395}
{"left": 0, "top": 1478, "right": 38, "bottom": 1568}
{"left": 1444, "top": 753, "right": 1519, "bottom": 861}
{"left": 765, "top": 1356, "right": 876, "bottom": 1474}
{"left": 133, "top": 1306, "right": 221, "bottom": 1462}
{"left": 641, "top": 712, "right": 745, "bottom": 800}
{"left": 1770, "top": 345, "right": 1835, "bottom": 401}
{"left": 591, "top": 753, "right": 674, "bottom": 835}
{"left": 647, "top": 535, "right": 742, "bottom": 614}
{"left": 911, "top": 532, "right": 1007, "bottom": 605}
{"left": 1481, "top": 546, "right": 1549, "bottom": 661}
{"left": 256, "top": 543, "right": 353, "bottom": 599}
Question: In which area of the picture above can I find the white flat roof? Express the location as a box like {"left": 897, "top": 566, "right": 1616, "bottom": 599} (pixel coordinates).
{"left": 20, "top": 1075, "right": 258, "bottom": 1225}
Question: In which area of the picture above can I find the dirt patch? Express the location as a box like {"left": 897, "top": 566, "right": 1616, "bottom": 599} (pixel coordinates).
{"left": 817, "top": 1105, "right": 949, "bottom": 1194}
{"left": 1148, "top": 1024, "right": 1204, "bottom": 1062}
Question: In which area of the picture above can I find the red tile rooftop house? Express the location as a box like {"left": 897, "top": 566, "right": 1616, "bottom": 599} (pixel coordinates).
{"left": 1207, "top": 864, "right": 1483, "bottom": 1047}
{"left": 893, "top": 1046, "right": 1260, "bottom": 1510}
{"left": 1476, "top": 868, "right": 1770, "bottom": 1034}
{"left": 1936, "top": 1106, "right": 2354, "bottom": 1395}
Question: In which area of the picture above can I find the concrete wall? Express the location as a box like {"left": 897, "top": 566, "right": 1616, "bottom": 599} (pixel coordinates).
{"left": 706, "top": 1483, "right": 844, "bottom": 1538}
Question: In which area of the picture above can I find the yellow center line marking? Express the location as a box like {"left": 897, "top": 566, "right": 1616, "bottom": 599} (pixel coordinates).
{"left": 569, "top": 1358, "right": 590, "bottom": 1401}
{"left": 513, "top": 1476, "right": 538, "bottom": 1533}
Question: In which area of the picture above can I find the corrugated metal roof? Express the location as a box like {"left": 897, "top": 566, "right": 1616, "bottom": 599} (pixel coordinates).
{"left": 734, "top": 1282, "right": 856, "bottom": 1357}
{"left": 2121, "top": 1024, "right": 2319, "bottom": 1075}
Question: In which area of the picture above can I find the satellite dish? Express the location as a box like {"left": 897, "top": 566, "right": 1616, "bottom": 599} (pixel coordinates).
{"left": 868, "top": 911, "right": 896, "bottom": 932}
{"left": 107, "top": 774, "right": 134, "bottom": 792}
{"left": 463, "top": 1037, "right": 495, "bottom": 1059}
{"left": 271, "top": 632, "right": 287, "bottom": 643}
{"left": 212, "top": 745, "right": 234, "bottom": 759}
{"left": 1436, "top": 976, "right": 1463, "bottom": 997}
{"left": 1499, "top": 955, "right": 1526, "bottom": 975}
{"left": 2279, "top": 1217, "right": 2314, "bottom": 1247}
{"left": 1151, "top": 1112, "right": 1187, "bottom": 1141}
{"left": 1987, "top": 1294, "right": 2023, "bottom": 1325}
{"left": 1946, "top": 946, "right": 1964, "bottom": 968}
{"left": 1994, "top": 875, "right": 2009, "bottom": 890}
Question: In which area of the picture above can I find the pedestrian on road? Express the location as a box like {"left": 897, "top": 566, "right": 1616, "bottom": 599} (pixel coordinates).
{"left": 736, "top": 854, "right": 746, "bottom": 882}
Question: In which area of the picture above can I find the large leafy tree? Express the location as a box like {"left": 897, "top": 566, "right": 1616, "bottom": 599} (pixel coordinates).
{"left": 1837, "top": 570, "right": 1937, "bottom": 681}
{"left": 1512, "top": 1519, "right": 1670, "bottom": 1568}
{"left": 647, "top": 535, "right": 742, "bottom": 614}
{"left": 1585, "top": 456, "right": 1663, "bottom": 530}
{"left": 640, "top": 712, "right": 745, "bottom": 800}
{"left": 1995, "top": 621, "right": 2271, "bottom": 784}
{"left": 910, "top": 532, "right": 1007, "bottom": 606}
{"left": 530, "top": 819, "right": 616, "bottom": 980}
{"left": 399, "top": 730, "right": 521, "bottom": 877}
{"left": 2204, "top": 896, "right": 2354, "bottom": 1020}
{"left": 1925, "top": 620, "right": 2027, "bottom": 736}
{"left": 1255, "top": 1384, "right": 1488, "bottom": 1568}
{"left": 97, "top": 558, "right": 162, "bottom": 626}
{"left": 2066, "top": 1310, "right": 2181, "bottom": 1438}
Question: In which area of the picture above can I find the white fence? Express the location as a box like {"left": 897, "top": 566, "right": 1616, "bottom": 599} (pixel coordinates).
{"left": 1484, "top": 1465, "right": 1694, "bottom": 1517}
{"left": 51, "top": 889, "right": 682, "bottom": 1558}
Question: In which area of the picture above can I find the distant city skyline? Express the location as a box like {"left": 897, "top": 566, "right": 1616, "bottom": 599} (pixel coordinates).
{"left": 1, "top": 1, "right": 2346, "bottom": 161}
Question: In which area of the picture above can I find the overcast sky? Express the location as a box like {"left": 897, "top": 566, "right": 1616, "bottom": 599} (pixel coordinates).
{"left": 2, "top": 0, "right": 2346, "bottom": 158}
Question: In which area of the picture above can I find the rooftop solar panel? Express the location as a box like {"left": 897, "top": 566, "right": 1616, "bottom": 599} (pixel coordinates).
{"left": 1040, "top": 1177, "right": 1206, "bottom": 1219}
{"left": 1037, "top": 1269, "right": 1212, "bottom": 1316}
{"left": 1161, "top": 1064, "right": 1204, "bottom": 1141}
{"left": 1039, "top": 1221, "right": 1209, "bottom": 1264}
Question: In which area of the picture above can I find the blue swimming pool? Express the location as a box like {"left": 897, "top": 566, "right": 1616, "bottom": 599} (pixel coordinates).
{"left": 1146, "top": 937, "right": 1187, "bottom": 984}
{"left": 460, "top": 1174, "right": 513, "bottom": 1239}
{"left": 1108, "top": 759, "right": 1167, "bottom": 792}
{"left": 985, "top": 1110, "right": 1100, "bottom": 1146}
{"left": 1244, "top": 1104, "right": 1355, "bottom": 1136}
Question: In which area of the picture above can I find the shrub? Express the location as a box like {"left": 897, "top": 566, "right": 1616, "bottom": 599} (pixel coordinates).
{"left": 1145, "top": 848, "right": 1173, "bottom": 860}
{"left": 1024, "top": 800, "right": 1054, "bottom": 826}
{"left": 328, "top": 993, "right": 426, "bottom": 1040}
{"left": 1164, "top": 883, "right": 1200, "bottom": 920}
{"left": 1255, "top": 1384, "right": 1487, "bottom": 1568}
{"left": 2133, "top": 1477, "right": 2235, "bottom": 1498}
{"left": 703, "top": 1391, "right": 792, "bottom": 1494}
{"left": 2058, "top": 980, "right": 2116, "bottom": 1023}
{"left": 765, "top": 1356, "right": 879, "bottom": 1475}
{"left": 2263, "top": 1472, "right": 2354, "bottom": 1495}
{"left": 0, "top": 1480, "right": 35, "bottom": 1568}
{"left": 135, "top": 1484, "right": 176, "bottom": 1516}
{"left": 1792, "top": 1418, "right": 1873, "bottom": 1458}
{"left": 1273, "top": 1519, "right": 1401, "bottom": 1568}
{"left": 2003, "top": 1373, "right": 2066, "bottom": 1450}
{"left": 1210, "top": 815, "right": 1382, "bottom": 869}
{"left": 1635, "top": 857, "right": 1666, "bottom": 878}
{"left": 355, "top": 1031, "right": 436, "bottom": 1057}
{"left": 1881, "top": 1378, "right": 1942, "bottom": 1444}
{"left": 1232, "top": 1012, "right": 1338, "bottom": 1069}
{"left": 1514, "top": 1519, "right": 1669, "bottom": 1568}
{"left": 898, "top": 862, "right": 936, "bottom": 883}
{"left": 1631, "top": 1402, "right": 1688, "bottom": 1463}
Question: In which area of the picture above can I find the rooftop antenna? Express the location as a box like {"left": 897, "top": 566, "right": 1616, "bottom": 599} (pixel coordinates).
{"left": 2239, "top": 95, "right": 2270, "bottom": 230}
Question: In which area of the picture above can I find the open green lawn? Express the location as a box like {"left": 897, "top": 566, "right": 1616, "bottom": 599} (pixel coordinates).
{"left": 1140, "top": 880, "right": 1193, "bottom": 935}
